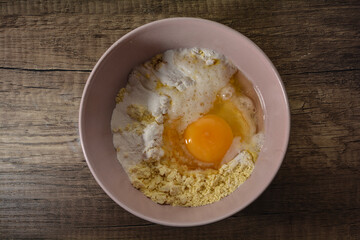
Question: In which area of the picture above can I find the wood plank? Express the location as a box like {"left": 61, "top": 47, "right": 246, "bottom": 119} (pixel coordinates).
{"left": 1, "top": 1, "right": 359, "bottom": 73}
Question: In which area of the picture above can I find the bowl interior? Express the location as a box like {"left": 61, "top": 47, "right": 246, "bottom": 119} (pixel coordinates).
{"left": 79, "top": 18, "right": 290, "bottom": 226}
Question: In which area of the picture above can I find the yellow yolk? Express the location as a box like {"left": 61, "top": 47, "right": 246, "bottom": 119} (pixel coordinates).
{"left": 184, "top": 115, "right": 233, "bottom": 165}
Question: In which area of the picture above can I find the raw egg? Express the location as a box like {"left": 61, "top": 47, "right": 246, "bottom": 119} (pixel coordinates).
{"left": 184, "top": 114, "right": 233, "bottom": 165}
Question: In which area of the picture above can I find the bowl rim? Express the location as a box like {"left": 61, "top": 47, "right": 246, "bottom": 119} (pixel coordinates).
{"left": 79, "top": 17, "right": 291, "bottom": 227}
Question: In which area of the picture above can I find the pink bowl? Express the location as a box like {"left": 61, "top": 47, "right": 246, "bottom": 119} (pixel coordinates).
{"left": 79, "top": 18, "right": 290, "bottom": 226}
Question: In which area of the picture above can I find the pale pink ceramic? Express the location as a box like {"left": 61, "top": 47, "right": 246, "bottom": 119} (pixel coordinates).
{"left": 79, "top": 18, "right": 290, "bottom": 226}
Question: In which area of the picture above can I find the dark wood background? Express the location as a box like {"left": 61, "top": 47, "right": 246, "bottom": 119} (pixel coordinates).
{"left": 1, "top": 0, "right": 359, "bottom": 239}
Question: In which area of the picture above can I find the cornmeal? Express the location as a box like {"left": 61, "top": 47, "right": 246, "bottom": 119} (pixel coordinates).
{"left": 128, "top": 151, "right": 254, "bottom": 207}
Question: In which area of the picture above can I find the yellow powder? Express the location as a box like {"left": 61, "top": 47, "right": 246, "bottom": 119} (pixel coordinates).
{"left": 127, "top": 104, "right": 155, "bottom": 123}
{"left": 116, "top": 88, "right": 127, "bottom": 103}
{"left": 128, "top": 151, "right": 255, "bottom": 207}
{"left": 212, "top": 59, "right": 220, "bottom": 65}
{"left": 124, "top": 122, "right": 144, "bottom": 135}
{"left": 149, "top": 54, "right": 164, "bottom": 70}
{"left": 198, "top": 49, "right": 205, "bottom": 57}
{"left": 112, "top": 128, "right": 122, "bottom": 133}
{"left": 123, "top": 104, "right": 156, "bottom": 135}
{"left": 156, "top": 80, "right": 165, "bottom": 89}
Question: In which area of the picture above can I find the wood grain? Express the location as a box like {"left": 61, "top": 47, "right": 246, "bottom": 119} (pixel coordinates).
{"left": 1, "top": 0, "right": 359, "bottom": 239}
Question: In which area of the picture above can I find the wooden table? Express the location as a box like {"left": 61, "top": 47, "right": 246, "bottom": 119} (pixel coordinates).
{"left": 1, "top": 0, "right": 359, "bottom": 239}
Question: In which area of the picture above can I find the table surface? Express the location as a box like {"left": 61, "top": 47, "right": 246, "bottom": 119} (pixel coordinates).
{"left": 1, "top": 0, "right": 359, "bottom": 239}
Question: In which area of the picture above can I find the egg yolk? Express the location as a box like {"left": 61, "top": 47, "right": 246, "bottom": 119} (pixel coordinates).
{"left": 184, "top": 115, "right": 233, "bottom": 165}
